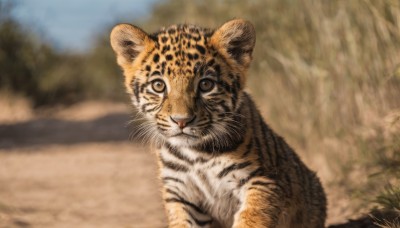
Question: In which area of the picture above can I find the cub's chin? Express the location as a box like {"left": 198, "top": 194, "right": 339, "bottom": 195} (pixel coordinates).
{"left": 166, "top": 134, "right": 201, "bottom": 147}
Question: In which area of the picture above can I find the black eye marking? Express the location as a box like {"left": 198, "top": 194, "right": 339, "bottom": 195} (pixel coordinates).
{"left": 199, "top": 79, "right": 215, "bottom": 93}
{"left": 214, "top": 65, "right": 221, "bottom": 76}
{"left": 161, "top": 62, "right": 166, "bottom": 75}
{"left": 151, "top": 71, "right": 161, "bottom": 76}
{"left": 206, "top": 59, "right": 215, "bottom": 67}
{"left": 204, "top": 69, "right": 216, "bottom": 78}
{"left": 168, "top": 28, "right": 176, "bottom": 34}
{"left": 151, "top": 79, "right": 166, "bottom": 93}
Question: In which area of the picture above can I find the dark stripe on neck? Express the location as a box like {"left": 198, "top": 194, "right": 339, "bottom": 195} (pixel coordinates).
{"left": 217, "top": 161, "right": 252, "bottom": 178}
{"left": 160, "top": 156, "right": 189, "bottom": 172}
{"left": 164, "top": 143, "right": 194, "bottom": 165}
{"left": 194, "top": 132, "right": 244, "bottom": 153}
{"left": 162, "top": 176, "right": 185, "bottom": 184}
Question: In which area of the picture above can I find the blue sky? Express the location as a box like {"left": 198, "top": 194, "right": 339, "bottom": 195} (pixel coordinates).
{"left": 11, "top": 0, "right": 160, "bottom": 52}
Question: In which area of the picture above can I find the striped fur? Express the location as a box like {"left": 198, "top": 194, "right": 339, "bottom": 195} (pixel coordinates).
{"left": 111, "top": 19, "right": 327, "bottom": 228}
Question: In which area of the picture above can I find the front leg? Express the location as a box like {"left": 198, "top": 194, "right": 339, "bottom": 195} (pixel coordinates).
{"left": 163, "top": 187, "right": 213, "bottom": 228}
{"left": 233, "top": 178, "right": 285, "bottom": 228}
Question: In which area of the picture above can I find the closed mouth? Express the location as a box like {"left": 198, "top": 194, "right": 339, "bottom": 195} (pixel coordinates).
{"left": 171, "top": 133, "right": 198, "bottom": 138}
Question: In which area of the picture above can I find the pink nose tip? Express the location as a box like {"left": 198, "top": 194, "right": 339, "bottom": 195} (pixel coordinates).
{"left": 170, "top": 115, "right": 195, "bottom": 129}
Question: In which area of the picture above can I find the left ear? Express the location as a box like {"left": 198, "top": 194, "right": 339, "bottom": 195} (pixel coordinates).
{"left": 211, "top": 19, "right": 256, "bottom": 69}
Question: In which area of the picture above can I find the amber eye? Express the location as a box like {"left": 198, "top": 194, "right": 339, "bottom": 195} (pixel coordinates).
{"left": 199, "top": 79, "right": 215, "bottom": 92}
{"left": 151, "top": 79, "right": 166, "bottom": 93}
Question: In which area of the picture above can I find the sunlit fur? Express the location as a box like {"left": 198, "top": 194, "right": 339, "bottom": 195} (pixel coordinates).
{"left": 111, "top": 19, "right": 327, "bottom": 228}
{"left": 111, "top": 22, "right": 248, "bottom": 149}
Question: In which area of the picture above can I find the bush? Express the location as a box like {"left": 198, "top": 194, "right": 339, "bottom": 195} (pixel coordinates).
{"left": 0, "top": 1, "right": 124, "bottom": 107}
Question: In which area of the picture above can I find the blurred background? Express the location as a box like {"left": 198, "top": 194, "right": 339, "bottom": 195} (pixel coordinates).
{"left": 0, "top": 0, "right": 399, "bottom": 227}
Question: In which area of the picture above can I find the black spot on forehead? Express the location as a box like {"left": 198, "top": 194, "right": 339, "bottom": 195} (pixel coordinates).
{"left": 184, "top": 33, "right": 192, "bottom": 39}
{"left": 189, "top": 27, "right": 197, "bottom": 33}
{"left": 151, "top": 24, "right": 213, "bottom": 48}
{"left": 195, "top": 45, "right": 206, "bottom": 55}
{"left": 153, "top": 54, "right": 160, "bottom": 63}
{"left": 161, "top": 36, "right": 168, "bottom": 43}
{"left": 161, "top": 45, "right": 170, "bottom": 54}
{"left": 148, "top": 24, "right": 216, "bottom": 72}
{"left": 167, "top": 28, "right": 176, "bottom": 34}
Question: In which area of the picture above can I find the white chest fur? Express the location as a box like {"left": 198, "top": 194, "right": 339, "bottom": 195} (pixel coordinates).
{"left": 159, "top": 146, "right": 252, "bottom": 227}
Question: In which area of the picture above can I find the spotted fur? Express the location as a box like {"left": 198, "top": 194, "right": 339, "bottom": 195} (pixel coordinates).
{"left": 110, "top": 19, "right": 327, "bottom": 228}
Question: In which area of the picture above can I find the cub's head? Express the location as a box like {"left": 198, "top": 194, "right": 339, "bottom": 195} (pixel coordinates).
{"left": 110, "top": 19, "right": 255, "bottom": 148}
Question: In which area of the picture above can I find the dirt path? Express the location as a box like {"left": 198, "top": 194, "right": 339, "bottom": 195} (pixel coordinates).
{"left": 0, "top": 102, "right": 166, "bottom": 227}
{"left": 0, "top": 143, "right": 166, "bottom": 228}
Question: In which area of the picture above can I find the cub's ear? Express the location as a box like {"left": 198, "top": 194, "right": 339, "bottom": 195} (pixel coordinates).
{"left": 110, "top": 24, "right": 155, "bottom": 68}
{"left": 211, "top": 19, "right": 256, "bottom": 69}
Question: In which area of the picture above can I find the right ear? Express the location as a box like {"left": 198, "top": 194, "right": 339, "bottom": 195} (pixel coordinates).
{"left": 110, "top": 24, "right": 155, "bottom": 69}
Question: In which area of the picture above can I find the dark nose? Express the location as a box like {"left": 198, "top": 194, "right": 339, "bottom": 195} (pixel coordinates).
{"left": 170, "top": 115, "right": 196, "bottom": 129}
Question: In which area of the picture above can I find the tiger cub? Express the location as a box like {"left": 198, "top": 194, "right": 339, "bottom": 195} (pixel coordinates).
{"left": 110, "top": 19, "right": 327, "bottom": 228}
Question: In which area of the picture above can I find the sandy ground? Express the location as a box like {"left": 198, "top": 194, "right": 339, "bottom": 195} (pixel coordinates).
{"left": 0, "top": 101, "right": 166, "bottom": 228}
{"left": 0, "top": 101, "right": 359, "bottom": 228}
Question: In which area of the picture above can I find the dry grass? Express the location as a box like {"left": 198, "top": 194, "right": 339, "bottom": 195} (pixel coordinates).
{"left": 143, "top": 0, "right": 400, "bottom": 223}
